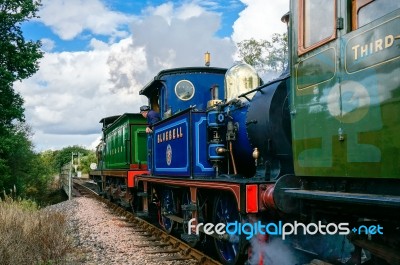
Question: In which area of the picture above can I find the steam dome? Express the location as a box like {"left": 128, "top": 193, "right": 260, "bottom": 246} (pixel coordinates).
{"left": 225, "top": 62, "right": 260, "bottom": 102}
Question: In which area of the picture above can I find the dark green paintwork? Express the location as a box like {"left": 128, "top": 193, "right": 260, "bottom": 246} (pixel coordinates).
{"left": 290, "top": 2, "right": 400, "bottom": 179}
{"left": 103, "top": 113, "right": 147, "bottom": 169}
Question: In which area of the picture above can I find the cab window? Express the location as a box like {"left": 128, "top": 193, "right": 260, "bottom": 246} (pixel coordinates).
{"left": 354, "top": 0, "right": 400, "bottom": 29}
{"left": 299, "top": 0, "right": 337, "bottom": 55}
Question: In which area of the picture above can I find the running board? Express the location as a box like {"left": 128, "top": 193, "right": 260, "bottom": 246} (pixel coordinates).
{"left": 284, "top": 189, "right": 400, "bottom": 208}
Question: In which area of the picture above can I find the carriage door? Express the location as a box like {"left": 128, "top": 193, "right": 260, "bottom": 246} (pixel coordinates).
{"left": 130, "top": 124, "right": 147, "bottom": 167}
{"left": 337, "top": 0, "right": 400, "bottom": 178}
{"left": 291, "top": 0, "right": 342, "bottom": 177}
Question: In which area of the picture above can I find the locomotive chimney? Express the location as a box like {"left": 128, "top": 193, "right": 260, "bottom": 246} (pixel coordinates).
{"left": 204, "top": 51, "right": 210, "bottom": 67}
{"left": 207, "top": 84, "right": 222, "bottom": 108}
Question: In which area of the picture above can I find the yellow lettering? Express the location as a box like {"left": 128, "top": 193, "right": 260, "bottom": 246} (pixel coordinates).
{"left": 360, "top": 44, "right": 368, "bottom": 57}
{"left": 352, "top": 45, "right": 360, "bottom": 60}
{"left": 375, "top": 39, "right": 383, "bottom": 52}
{"left": 385, "top": 35, "right": 394, "bottom": 48}
{"left": 155, "top": 126, "right": 186, "bottom": 144}
{"left": 352, "top": 34, "right": 395, "bottom": 62}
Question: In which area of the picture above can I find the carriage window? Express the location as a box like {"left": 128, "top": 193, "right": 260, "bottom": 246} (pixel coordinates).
{"left": 357, "top": 0, "right": 400, "bottom": 28}
{"left": 299, "top": 0, "right": 336, "bottom": 54}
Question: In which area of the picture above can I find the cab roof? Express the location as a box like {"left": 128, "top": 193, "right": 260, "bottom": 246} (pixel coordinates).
{"left": 139, "top": 66, "right": 227, "bottom": 98}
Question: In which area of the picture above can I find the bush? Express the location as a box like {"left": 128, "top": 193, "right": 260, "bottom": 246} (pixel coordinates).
{"left": 0, "top": 199, "right": 72, "bottom": 265}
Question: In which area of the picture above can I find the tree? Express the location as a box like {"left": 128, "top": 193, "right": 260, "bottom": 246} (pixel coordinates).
{"left": 80, "top": 151, "right": 97, "bottom": 174}
{"left": 53, "top": 146, "right": 91, "bottom": 172}
{"left": 237, "top": 33, "right": 288, "bottom": 73}
{"left": 0, "top": 0, "right": 43, "bottom": 129}
{"left": 0, "top": 0, "right": 43, "bottom": 197}
{"left": 237, "top": 38, "right": 269, "bottom": 69}
{"left": 266, "top": 33, "right": 288, "bottom": 72}
{"left": 0, "top": 122, "right": 53, "bottom": 198}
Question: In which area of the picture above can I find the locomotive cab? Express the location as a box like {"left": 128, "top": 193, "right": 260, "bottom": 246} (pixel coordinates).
{"left": 139, "top": 67, "right": 227, "bottom": 177}
{"left": 140, "top": 67, "right": 227, "bottom": 119}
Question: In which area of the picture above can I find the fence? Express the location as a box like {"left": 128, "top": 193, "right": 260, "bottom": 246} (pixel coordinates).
{"left": 60, "top": 163, "right": 72, "bottom": 200}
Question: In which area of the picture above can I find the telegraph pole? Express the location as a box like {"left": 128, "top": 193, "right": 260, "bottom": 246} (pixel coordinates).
{"left": 69, "top": 152, "right": 80, "bottom": 200}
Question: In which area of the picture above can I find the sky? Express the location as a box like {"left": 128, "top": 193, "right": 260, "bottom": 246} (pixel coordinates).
{"left": 15, "top": 0, "right": 289, "bottom": 151}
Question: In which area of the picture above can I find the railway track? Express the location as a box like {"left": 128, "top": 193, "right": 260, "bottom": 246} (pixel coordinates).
{"left": 71, "top": 179, "right": 341, "bottom": 265}
{"left": 72, "top": 179, "right": 222, "bottom": 265}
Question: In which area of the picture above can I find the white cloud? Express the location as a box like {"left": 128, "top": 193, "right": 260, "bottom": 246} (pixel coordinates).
{"left": 17, "top": 1, "right": 238, "bottom": 151}
{"left": 38, "top": 0, "right": 135, "bottom": 41}
{"left": 232, "top": 0, "right": 289, "bottom": 42}
{"left": 40, "top": 38, "right": 55, "bottom": 52}
{"left": 15, "top": 40, "right": 147, "bottom": 147}
{"left": 33, "top": 106, "right": 63, "bottom": 124}
{"left": 175, "top": 3, "right": 205, "bottom": 20}
{"left": 17, "top": 0, "right": 288, "bottom": 151}
{"left": 107, "top": 38, "right": 148, "bottom": 92}
{"left": 31, "top": 131, "right": 101, "bottom": 151}
{"left": 131, "top": 2, "right": 236, "bottom": 74}
{"left": 89, "top": 38, "right": 109, "bottom": 50}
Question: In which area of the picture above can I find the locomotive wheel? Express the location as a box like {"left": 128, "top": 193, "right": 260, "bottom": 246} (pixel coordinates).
{"left": 213, "top": 193, "right": 246, "bottom": 265}
{"left": 161, "top": 188, "right": 176, "bottom": 234}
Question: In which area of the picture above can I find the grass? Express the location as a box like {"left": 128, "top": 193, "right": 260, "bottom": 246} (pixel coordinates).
{"left": 0, "top": 196, "right": 72, "bottom": 265}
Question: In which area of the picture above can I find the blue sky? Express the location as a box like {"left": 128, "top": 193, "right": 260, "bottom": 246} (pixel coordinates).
{"left": 15, "top": 0, "right": 288, "bottom": 151}
{"left": 22, "top": 0, "right": 245, "bottom": 52}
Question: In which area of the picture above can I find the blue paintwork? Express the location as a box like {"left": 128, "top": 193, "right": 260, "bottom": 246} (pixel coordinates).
{"left": 138, "top": 68, "right": 227, "bottom": 118}
{"left": 159, "top": 73, "right": 225, "bottom": 116}
{"left": 225, "top": 103, "right": 255, "bottom": 176}
{"left": 194, "top": 116, "right": 215, "bottom": 174}
{"left": 209, "top": 143, "right": 225, "bottom": 160}
{"left": 152, "top": 109, "right": 214, "bottom": 177}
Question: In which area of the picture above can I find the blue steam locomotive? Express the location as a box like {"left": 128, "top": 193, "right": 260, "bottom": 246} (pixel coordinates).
{"left": 91, "top": 1, "right": 400, "bottom": 264}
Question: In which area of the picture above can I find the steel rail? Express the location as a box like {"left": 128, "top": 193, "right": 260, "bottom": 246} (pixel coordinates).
{"left": 72, "top": 179, "right": 222, "bottom": 265}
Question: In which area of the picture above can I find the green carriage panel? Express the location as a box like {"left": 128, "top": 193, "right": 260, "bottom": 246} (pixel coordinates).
{"left": 290, "top": 2, "right": 400, "bottom": 179}
{"left": 102, "top": 113, "right": 147, "bottom": 169}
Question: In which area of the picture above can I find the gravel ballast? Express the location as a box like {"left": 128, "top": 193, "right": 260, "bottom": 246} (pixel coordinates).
{"left": 44, "top": 197, "right": 197, "bottom": 265}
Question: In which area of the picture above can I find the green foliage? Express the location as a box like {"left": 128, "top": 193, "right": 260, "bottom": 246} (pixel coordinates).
{"left": 0, "top": 123, "right": 59, "bottom": 204}
{"left": 0, "top": 123, "right": 33, "bottom": 194}
{"left": 267, "top": 33, "right": 288, "bottom": 72}
{"left": 0, "top": 0, "right": 43, "bottom": 129}
{"left": 237, "top": 33, "right": 288, "bottom": 73}
{"left": 0, "top": 84, "right": 25, "bottom": 130}
{"left": 52, "top": 145, "right": 90, "bottom": 171}
{"left": 0, "top": 0, "right": 46, "bottom": 202}
{"left": 80, "top": 151, "right": 97, "bottom": 174}
{"left": 237, "top": 38, "right": 269, "bottom": 68}
{"left": 0, "top": 141, "right": 94, "bottom": 204}
{"left": 0, "top": 0, "right": 43, "bottom": 82}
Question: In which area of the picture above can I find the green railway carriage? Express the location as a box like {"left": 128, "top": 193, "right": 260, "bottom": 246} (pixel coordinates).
{"left": 100, "top": 113, "right": 148, "bottom": 169}
{"left": 90, "top": 113, "right": 148, "bottom": 207}
{"left": 290, "top": 0, "right": 400, "bottom": 180}
{"left": 279, "top": 1, "right": 400, "bottom": 263}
